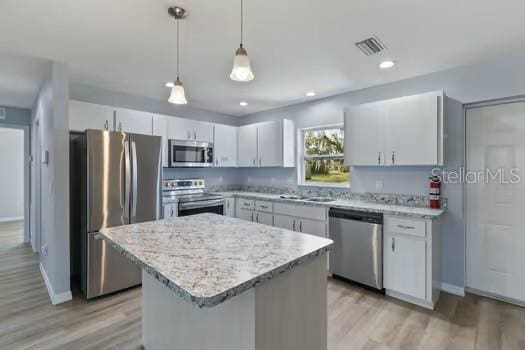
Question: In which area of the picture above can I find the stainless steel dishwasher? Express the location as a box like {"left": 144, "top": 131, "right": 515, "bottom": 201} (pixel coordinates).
{"left": 329, "top": 208, "right": 384, "bottom": 290}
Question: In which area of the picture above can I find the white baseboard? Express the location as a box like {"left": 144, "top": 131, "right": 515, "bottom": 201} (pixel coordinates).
{"left": 0, "top": 216, "right": 23, "bottom": 223}
{"left": 39, "top": 263, "right": 72, "bottom": 305}
{"left": 440, "top": 282, "right": 465, "bottom": 297}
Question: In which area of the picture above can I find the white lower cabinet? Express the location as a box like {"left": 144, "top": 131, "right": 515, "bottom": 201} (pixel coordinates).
{"left": 273, "top": 214, "right": 295, "bottom": 231}
{"left": 255, "top": 212, "right": 273, "bottom": 226}
{"left": 224, "top": 198, "right": 235, "bottom": 217}
{"left": 383, "top": 216, "right": 441, "bottom": 309}
{"left": 236, "top": 208, "right": 254, "bottom": 222}
{"left": 163, "top": 204, "right": 177, "bottom": 219}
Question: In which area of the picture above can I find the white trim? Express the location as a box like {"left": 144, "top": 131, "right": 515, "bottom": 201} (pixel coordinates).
{"left": 466, "top": 287, "right": 525, "bottom": 307}
{"left": 0, "top": 216, "right": 23, "bottom": 223}
{"left": 39, "top": 263, "right": 72, "bottom": 305}
{"left": 385, "top": 289, "right": 434, "bottom": 310}
{"left": 440, "top": 282, "right": 465, "bottom": 297}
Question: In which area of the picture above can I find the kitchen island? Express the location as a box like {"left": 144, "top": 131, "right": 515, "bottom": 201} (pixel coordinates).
{"left": 99, "top": 213, "right": 333, "bottom": 350}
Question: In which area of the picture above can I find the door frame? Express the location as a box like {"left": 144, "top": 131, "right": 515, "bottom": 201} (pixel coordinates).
{"left": 30, "top": 117, "right": 41, "bottom": 252}
{"left": 464, "top": 95, "right": 525, "bottom": 305}
{"left": 0, "top": 123, "right": 31, "bottom": 243}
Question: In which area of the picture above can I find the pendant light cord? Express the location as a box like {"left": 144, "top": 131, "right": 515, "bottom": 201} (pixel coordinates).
{"left": 240, "top": 0, "right": 244, "bottom": 47}
{"left": 176, "top": 18, "right": 180, "bottom": 80}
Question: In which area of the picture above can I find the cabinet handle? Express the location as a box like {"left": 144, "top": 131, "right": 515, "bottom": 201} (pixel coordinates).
{"left": 215, "top": 158, "right": 218, "bottom": 166}
{"left": 259, "top": 157, "right": 262, "bottom": 166}
{"left": 392, "top": 237, "right": 395, "bottom": 252}
{"left": 299, "top": 221, "right": 303, "bottom": 232}
{"left": 260, "top": 205, "right": 268, "bottom": 209}
{"left": 171, "top": 208, "right": 174, "bottom": 217}
{"left": 193, "top": 130, "right": 197, "bottom": 140}
{"left": 256, "top": 213, "right": 259, "bottom": 223}
{"left": 378, "top": 152, "right": 381, "bottom": 165}
{"left": 253, "top": 158, "right": 256, "bottom": 166}
{"left": 227, "top": 201, "right": 230, "bottom": 209}
{"left": 292, "top": 219, "right": 296, "bottom": 231}
{"left": 397, "top": 224, "right": 415, "bottom": 230}
{"left": 251, "top": 212, "right": 254, "bottom": 222}
{"left": 392, "top": 151, "right": 395, "bottom": 165}
{"left": 187, "top": 130, "right": 191, "bottom": 139}
{"left": 104, "top": 120, "right": 109, "bottom": 131}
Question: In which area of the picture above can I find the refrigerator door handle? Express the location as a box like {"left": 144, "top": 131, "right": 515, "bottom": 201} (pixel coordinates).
{"left": 124, "top": 140, "right": 131, "bottom": 221}
{"left": 131, "top": 140, "right": 138, "bottom": 222}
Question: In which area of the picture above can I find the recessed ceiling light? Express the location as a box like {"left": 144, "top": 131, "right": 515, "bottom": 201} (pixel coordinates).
{"left": 379, "top": 60, "right": 395, "bottom": 69}
{"left": 240, "top": 101, "right": 248, "bottom": 106}
{"left": 305, "top": 91, "right": 316, "bottom": 97}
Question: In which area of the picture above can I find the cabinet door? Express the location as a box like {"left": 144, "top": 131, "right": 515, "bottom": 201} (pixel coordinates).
{"left": 193, "top": 121, "right": 214, "bottom": 143}
{"left": 257, "top": 121, "right": 283, "bottom": 167}
{"left": 69, "top": 101, "right": 114, "bottom": 132}
{"left": 115, "top": 108, "right": 153, "bottom": 135}
{"left": 273, "top": 214, "right": 296, "bottom": 231}
{"left": 384, "top": 233, "right": 427, "bottom": 300}
{"left": 238, "top": 124, "right": 258, "bottom": 167}
{"left": 167, "top": 116, "right": 194, "bottom": 141}
{"left": 224, "top": 198, "right": 236, "bottom": 217}
{"left": 255, "top": 212, "right": 273, "bottom": 226}
{"left": 236, "top": 208, "right": 254, "bottom": 222}
{"left": 214, "top": 124, "right": 238, "bottom": 167}
{"left": 385, "top": 93, "right": 440, "bottom": 165}
{"left": 297, "top": 218, "right": 326, "bottom": 238}
{"left": 163, "top": 204, "right": 177, "bottom": 219}
{"left": 344, "top": 102, "right": 386, "bottom": 166}
{"left": 153, "top": 114, "right": 169, "bottom": 168}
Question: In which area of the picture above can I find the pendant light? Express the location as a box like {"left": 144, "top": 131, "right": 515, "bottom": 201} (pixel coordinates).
{"left": 166, "top": 7, "right": 188, "bottom": 105}
{"left": 230, "top": 0, "right": 254, "bottom": 82}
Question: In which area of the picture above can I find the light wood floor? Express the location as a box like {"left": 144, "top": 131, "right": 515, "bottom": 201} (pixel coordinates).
{"left": 1, "top": 222, "right": 524, "bottom": 350}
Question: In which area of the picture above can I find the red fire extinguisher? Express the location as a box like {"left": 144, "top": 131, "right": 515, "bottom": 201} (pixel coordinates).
{"left": 429, "top": 176, "right": 441, "bottom": 209}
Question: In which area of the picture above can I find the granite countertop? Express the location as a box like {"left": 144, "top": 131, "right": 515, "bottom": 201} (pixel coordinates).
{"left": 215, "top": 191, "right": 444, "bottom": 219}
{"left": 98, "top": 213, "right": 333, "bottom": 308}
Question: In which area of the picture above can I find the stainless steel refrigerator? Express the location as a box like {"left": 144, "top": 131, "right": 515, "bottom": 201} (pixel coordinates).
{"left": 70, "top": 130, "right": 162, "bottom": 299}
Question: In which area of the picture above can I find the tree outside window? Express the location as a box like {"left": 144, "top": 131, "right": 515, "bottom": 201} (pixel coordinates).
{"left": 302, "top": 127, "right": 350, "bottom": 186}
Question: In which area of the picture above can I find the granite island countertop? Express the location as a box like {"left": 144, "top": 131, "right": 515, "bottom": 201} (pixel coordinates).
{"left": 215, "top": 191, "right": 445, "bottom": 219}
{"left": 98, "top": 213, "right": 333, "bottom": 308}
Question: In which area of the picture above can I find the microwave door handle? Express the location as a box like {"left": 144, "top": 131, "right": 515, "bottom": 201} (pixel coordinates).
{"left": 131, "top": 140, "right": 138, "bottom": 222}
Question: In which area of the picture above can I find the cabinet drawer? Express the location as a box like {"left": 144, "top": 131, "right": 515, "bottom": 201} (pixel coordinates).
{"left": 274, "top": 203, "right": 326, "bottom": 221}
{"left": 255, "top": 200, "right": 273, "bottom": 213}
{"left": 237, "top": 199, "right": 255, "bottom": 210}
{"left": 385, "top": 216, "right": 426, "bottom": 238}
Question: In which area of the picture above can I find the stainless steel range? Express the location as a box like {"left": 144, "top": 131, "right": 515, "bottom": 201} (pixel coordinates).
{"left": 162, "top": 179, "right": 224, "bottom": 217}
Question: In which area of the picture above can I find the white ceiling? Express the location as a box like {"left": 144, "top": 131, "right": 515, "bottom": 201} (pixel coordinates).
{"left": 0, "top": 0, "right": 524, "bottom": 115}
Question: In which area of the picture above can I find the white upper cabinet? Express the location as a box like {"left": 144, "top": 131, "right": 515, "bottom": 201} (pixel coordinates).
{"left": 168, "top": 117, "right": 214, "bottom": 143}
{"left": 344, "top": 101, "right": 387, "bottom": 166}
{"left": 69, "top": 100, "right": 114, "bottom": 132}
{"left": 238, "top": 124, "right": 258, "bottom": 167}
{"left": 214, "top": 124, "right": 238, "bottom": 167}
{"left": 238, "top": 119, "right": 295, "bottom": 168}
{"left": 152, "top": 114, "right": 169, "bottom": 168}
{"left": 115, "top": 108, "right": 153, "bottom": 135}
{"left": 345, "top": 91, "right": 444, "bottom": 166}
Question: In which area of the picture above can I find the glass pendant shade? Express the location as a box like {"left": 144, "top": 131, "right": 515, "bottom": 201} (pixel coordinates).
{"left": 168, "top": 79, "right": 187, "bottom": 105}
{"left": 230, "top": 46, "right": 254, "bottom": 82}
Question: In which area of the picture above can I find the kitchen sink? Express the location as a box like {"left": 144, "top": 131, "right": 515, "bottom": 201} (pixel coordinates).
{"left": 280, "top": 195, "right": 310, "bottom": 200}
{"left": 305, "top": 198, "right": 336, "bottom": 203}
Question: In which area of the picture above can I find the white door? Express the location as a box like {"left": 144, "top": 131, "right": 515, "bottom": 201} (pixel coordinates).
{"left": 273, "top": 214, "right": 296, "bottom": 231}
{"left": 214, "top": 124, "right": 238, "bottom": 167}
{"left": 168, "top": 116, "right": 194, "bottom": 141}
{"left": 384, "top": 233, "right": 426, "bottom": 300}
{"left": 69, "top": 101, "right": 114, "bottom": 132}
{"left": 466, "top": 102, "right": 525, "bottom": 302}
{"left": 238, "top": 124, "right": 258, "bottom": 167}
{"left": 297, "top": 218, "right": 326, "bottom": 238}
{"left": 115, "top": 108, "right": 153, "bottom": 135}
{"left": 236, "top": 208, "right": 254, "bottom": 222}
{"left": 257, "top": 121, "right": 282, "bottom": 167}
{"left": 255, "top": 212, "right": 273, "bottom": 226}
{"left": 344, "top": 102, "right": 386, "bottom": 166}
{"left": 153, "top": 114, "right": 169, "bottom": 168}
{"left": 224, "top": 198, "right": 235, "bottom": 217}
{"left": 385, "top": 93, "right": 439, "bottom": 165}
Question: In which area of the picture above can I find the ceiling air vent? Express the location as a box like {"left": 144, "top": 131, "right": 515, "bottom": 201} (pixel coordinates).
{"left": 355, "top": 36, "right": 387, "bottom": 56}
{"left": 0, "top": 107, "right": 5, "bottom": 120}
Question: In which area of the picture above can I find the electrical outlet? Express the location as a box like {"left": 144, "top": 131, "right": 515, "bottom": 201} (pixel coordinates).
{"left": 375, "top": 180, "right": 384, "bottom": 191}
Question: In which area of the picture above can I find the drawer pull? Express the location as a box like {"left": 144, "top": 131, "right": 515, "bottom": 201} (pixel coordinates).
{"left": 392, "top": 237, "right": 395, "bottom": 252}
{"left": 397, "top": 224, "right": 415, "bottom": 230}
{"left": 259, "top": 205, "right": 268, "bottom": 209}
{"left": 244, "top": 202, "right": 251, "bottom": 206}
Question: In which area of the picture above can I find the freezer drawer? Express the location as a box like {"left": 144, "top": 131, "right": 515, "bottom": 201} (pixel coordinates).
{"left": 329, "top": 209, "right": 383, "bottom": 290}
{"left": 85, "top": 232, "right": 141, "bottom": 299}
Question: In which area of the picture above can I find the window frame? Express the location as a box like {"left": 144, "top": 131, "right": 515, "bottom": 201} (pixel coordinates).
{"left": 297, "top": 124, "right": 350, "bottom": 188}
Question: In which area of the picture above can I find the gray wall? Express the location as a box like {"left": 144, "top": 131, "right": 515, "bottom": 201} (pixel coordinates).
{"left": 32, "top": 62, "right": 71, "bottom": 299}
{"left": 70, "top": 83, "right": 239, "bottom": 126}
{"left": 0, "top": 106, "right": 32, "bottom": 126}
{"left": 236, "top": 50, "right": 525, "bottom": 288}
{"left": 0, "top": 128, "right": 24, "bottom": 220}
{"left": 163, "top": 168, "right": 241, "bottom": 187}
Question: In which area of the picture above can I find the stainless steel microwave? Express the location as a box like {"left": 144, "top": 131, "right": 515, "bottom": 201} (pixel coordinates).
{"left": 168, "top": 140, "right": 214, "bottom": 167}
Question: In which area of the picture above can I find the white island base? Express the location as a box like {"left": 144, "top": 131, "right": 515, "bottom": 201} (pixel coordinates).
{"left": 142, "top": 255, "right": 327, "bottom": 350}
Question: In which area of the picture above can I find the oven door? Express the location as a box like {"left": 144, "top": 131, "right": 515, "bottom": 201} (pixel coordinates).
{"left": 169, "top": 140, "right": 213, "bottom": 167}
{"left": 178, "top": 199, "right": 224, "bottom": 217}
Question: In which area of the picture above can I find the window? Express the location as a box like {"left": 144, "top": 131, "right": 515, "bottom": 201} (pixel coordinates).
{"left": 298, "top": 125, "right": 350, "bottom": 187}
